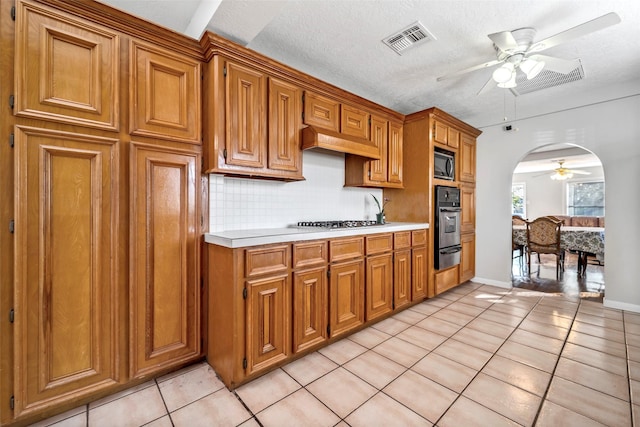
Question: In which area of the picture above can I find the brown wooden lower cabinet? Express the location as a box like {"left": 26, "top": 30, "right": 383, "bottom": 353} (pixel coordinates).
{"left": 206, "top": 229, "right": 428, "bottom": 389}
{"left": 411, "top": 229, "right": 429, "bottom": 301}
{"left": 460, "top": 233, "right": 476, "bottom": 283}
{"left": 365, "top": 234, "right": 393, "bottom": 321}
{"left": 435, "top": 266, "right": 459, "bottom": 295}
{"left": 329, "top": 259, "right": 365, "bottom": 338}
{"left": 292, "top": 240, "right": 328, "bottom": 353}
{"left": 245, "top": 273, "right": 291, "bottom": 375}
{"left": 393, "top": 249, "right": 412, "bottom": 309}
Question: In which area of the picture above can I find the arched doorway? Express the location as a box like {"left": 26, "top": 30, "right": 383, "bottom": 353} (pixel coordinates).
{"left": 510, "top": 143, "right": 605, "bottom": 301}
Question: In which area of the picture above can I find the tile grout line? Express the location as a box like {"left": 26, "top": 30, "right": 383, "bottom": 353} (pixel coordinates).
{"left": 624, "top": 311, "right": 635, "bottom": 426}
{"left": 528, "top": 296, "right": 580, "bottom": 426}
{"left": 430, "top": 286, "right": 545, "bottom": 426}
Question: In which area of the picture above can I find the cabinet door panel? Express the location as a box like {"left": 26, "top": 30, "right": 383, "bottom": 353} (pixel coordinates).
{"left": 246, "top": 274, "right": 290, "bottom": 374}
{"left": 15, "top": 1, "right": 119, "bottom": 130}
{"left": 366, "top": 254, "right": 393, "bottom": 321}
{"left": 329, "top": 260, "right": 364, "bottom": 338}
{"left": 459, "top": 134, "right": 476, "bottom": 182}
{"left": 447, "top": 127, "right": 460, "bottom": 148}
{"left": 433, "top": 121, "right": 448, "bottom": 145}
{"left": 412, "top": 246, "right": 428, "bottom": 301}
{"left": 388, "top": 122, "right": 404, "bottom": 185}
{"left": 14, "top": 127, "right": 119, "bottom": 417}
{"left": 368, "top": 116, "right": 388, "bottom": 183}
{"left": 130, "top": 143, "right": 200, "bottom": 378}
{"left": 293, "top": 267, "right": 328, "bottom": 353}
{"left": 268, "top": 78, "right": 301, "bottom": 173}
{"left": 460, "top": 233, "right": 475, "bottom": 283}
{"left": 341, "top": 104, "right": 369, "bottom": 139}
{"left": 394, "top": 250, "right": 411, "bottom": 309}
{"left": 303, "top": 91, "right": 339, "bottom": 132}
{"left": 226, "top": 62, "right": 266, "bottom": 168}
{"left": 130, "top": 41, "right": 201, "bottom": 143}
{"left": 460, "top": 184, "right": 476, "bottom": 233}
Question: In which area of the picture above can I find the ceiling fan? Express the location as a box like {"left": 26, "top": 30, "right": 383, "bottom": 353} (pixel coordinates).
{"left": 539, "top": 160, "right": 591, "bottom": 180}
{"left": 437, "top": 12, "right": 621, "bottom": 94}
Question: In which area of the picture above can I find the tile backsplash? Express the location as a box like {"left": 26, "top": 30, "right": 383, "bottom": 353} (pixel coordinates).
{"left": 209, "top": 150, "right": 383, "bottom": 232}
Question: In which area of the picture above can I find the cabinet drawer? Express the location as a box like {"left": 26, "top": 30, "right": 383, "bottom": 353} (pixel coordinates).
{"left": 245, "top": 245, "right": 290, "bottom": 277}
{"left": 394, "top": 231, "right": 411, "bottom": 250}
{"left": 435, "top": 267, "right": 459, "bottom": 295}
{"left": 293, "top": 240, "right": 328, "bottom": 269}
{"left": 329, "top": 237, "right": 364, "bottom": 263}
{"left": 366, "top": 233, "right": 393, "bottom": 255}
{"left": 412, "top": 229, "right": 427, "bottom": 246}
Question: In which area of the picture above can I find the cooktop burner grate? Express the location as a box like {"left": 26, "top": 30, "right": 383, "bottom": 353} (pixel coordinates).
{"left": 297, "top": 220, "right": 379, "bottom": 228}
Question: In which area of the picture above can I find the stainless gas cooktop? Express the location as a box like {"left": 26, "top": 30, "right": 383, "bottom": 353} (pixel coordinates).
{"left": 296, "top": 220, "right": 380, "bottom": 229}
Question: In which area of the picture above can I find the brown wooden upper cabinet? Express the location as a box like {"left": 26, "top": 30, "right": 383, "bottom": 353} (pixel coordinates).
{"left": 130, "top": 41, "right": 202, "bottom": 144}
{"left": 344, "top": 116, "right": 404, "bottom": 188}
{"left": 203, "top": 57, "right": 303, "bottom": 180}
{"left": 433, "top": 119, "right": 460, "bottom": 149}
{"left": 15, "top": 0, "right": 120, "bottom": 131}
{"left": 459, "top": 133, "right": 477, "bottom": 183}
{"left": 303, "top": 91, "right": 372, "bottom": 140}
{"left": 303, "top": 91, "right": 340, "bottom": 132}
{"left": 341, "top": 104, "right": 370, "bottom": 140}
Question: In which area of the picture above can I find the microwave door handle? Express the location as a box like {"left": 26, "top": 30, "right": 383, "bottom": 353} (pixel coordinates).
{"left": 446, "top": 158, "right": 454, "bottom": 177}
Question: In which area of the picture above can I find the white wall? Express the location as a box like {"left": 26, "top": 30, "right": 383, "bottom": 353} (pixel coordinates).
{"left": 475, "top": 95, "right": 640, "bottom": 311}
{"left": 513, "top": 165, "right": 604, "bottom": 220}
{"left": 209, "top": 149, "right": 383, "bottom": 231}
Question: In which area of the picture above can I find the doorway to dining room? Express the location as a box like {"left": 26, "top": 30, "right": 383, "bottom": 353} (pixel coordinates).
{"left": 510, "top": 143, "right": 605, "bottom": 300}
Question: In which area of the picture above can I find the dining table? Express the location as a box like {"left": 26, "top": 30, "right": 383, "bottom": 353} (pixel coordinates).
{"left": 512, "top": 225, "right": 605, "bottom": 276}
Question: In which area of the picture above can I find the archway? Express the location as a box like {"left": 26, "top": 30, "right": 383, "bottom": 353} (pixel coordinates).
{"left": 510, "top": 143, "right": 605, "bottom": 300}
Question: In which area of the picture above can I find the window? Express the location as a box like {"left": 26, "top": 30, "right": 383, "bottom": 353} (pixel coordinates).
{"left": 512, "top": 182, "right": 526, "bottom": 218}
{"left": 567, "top": 181, "right": 605, "bottom": 216}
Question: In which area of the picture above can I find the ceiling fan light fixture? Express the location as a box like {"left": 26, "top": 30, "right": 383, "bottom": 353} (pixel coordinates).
{"left": 497, "top": 71, "right": 517, "bottom": 88}
{"left": 550, "top": 171, "right": 573, "bottom": 180}
{"left": 520, "top": 58, "right": 545, "bottom": 79}
{"left": 492, "top": 63, "right": 514, "bottom": 83}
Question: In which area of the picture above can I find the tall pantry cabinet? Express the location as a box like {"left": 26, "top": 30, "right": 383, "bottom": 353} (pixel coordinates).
{"left": 2, "top": 0, "right": 203, "bottom": 424}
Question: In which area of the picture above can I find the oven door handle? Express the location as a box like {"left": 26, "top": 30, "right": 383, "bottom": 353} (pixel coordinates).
{"left": 440, "top": 246, "right": 462, "bottom": 254}
{"left": 439, "top": 208, "right": 461, "bottom": 213}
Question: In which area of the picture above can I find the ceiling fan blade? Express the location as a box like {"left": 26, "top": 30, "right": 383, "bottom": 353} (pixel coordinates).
{"left": 568, "top": 170, "right": 591, "bottom": 175}
{"left": 476, "top": 77, "right": 495, "bottom": 95}
{"left": 529, "top": 54, "right": 580, "bottom": 74}
{"left": 488, "top": 31, "right": 519, "bottom": 52}
{"left": 527, "top": 12, "right": 621, "bottom": 53}
{"left": 437, "top": 59, "right": 502, "bottom": 81}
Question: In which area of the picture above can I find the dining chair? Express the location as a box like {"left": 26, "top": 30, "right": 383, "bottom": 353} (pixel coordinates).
{"left": 526, "top": 216, "right": 565, "bottom": 279}
{"left": 512, "top": 215, "right": 527, "bottom": 267}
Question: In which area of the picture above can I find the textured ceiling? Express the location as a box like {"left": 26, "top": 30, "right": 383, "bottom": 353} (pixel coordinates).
{"left": 99, "top": 0, "right": 640, "bottom": 129}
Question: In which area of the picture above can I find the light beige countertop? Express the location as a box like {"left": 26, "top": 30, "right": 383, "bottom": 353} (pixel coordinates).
{"left": 205, "top": 222, "right": 430, "bottom": 248}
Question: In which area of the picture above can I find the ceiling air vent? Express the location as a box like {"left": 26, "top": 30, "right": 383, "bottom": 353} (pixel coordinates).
{"left": 383, "top": 21, "right": 436, "bottom": 55}
{"left": 510, "top": 60, "right": 585, "bottom": 96}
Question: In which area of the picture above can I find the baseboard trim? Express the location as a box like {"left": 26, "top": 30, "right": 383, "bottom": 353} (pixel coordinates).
{"left": 603, "top": 298, "right": 640, "bottom": 314}
{"left": 471, "top": 277, "right": 512, "bottom": 289}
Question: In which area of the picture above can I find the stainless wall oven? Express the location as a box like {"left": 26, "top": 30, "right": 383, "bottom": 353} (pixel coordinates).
{"left": 434, "top": 185, "right": 461, "bottom": 270}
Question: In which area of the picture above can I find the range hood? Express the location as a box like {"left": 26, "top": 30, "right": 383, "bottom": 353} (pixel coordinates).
{"left": 301, "top": 126, "right": 380, "bottom": 159}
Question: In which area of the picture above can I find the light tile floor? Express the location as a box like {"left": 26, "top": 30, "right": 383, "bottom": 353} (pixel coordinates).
{"left": 32, "top": 282, "right": 640, "bottom": 426}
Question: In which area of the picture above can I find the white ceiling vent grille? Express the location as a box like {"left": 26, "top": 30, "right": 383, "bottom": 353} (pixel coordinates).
{"left": 510, "top": 60, "right": 585, "bottom": 96}
{"left": 383, "top": 21, "right": 436, "bottom": 55}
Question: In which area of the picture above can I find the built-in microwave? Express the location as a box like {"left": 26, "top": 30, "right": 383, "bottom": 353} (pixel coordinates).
{"left": 434, "top": 149, "right": 455, "bottom": 181}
